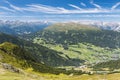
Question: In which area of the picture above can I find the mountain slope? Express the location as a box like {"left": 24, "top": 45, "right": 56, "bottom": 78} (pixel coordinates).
{"left": 93, "top": 59, "right": 120, "bottom": 70}
{"left": 0, "top": 42, "right": 49, "bottom": 72}
{"left": 0, "top": 42, "right": 85, "bottom": 75}
{"left": 24, "top": 23, "right": 120, "bottom": 66}
{"left": 91, "top": 22, "right": 120, "bottom": 32}
{"left": 0, "top": 33, "right": 81, "bottom": 67}
{"left": 31, "top": 23, "right": 120, "bottom": 48}
{"left": 45, "top": 23, "right": 100, "bottom": 32}
{"left": 0, "top": 37, "right": 120, "bottom": 80}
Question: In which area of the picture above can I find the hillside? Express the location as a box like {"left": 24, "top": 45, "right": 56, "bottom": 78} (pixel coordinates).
{"left": 30, "top": 23, "right": 120, "bottom": 48}
{"left": 0, "top": 42, "right": 53, "bottom": 73}
{"left": 1, "top": 63, "right": 120, "bottom": 80}
{"left": 0, "top": 33, "right": 82, "bottom": 67}
{"left": 0, "top": 42, "right": 85, "bottom": 75}
{"left": 0, "top": 42, "right": 120, "bottom": 80}
{"left": 93, "top": 59, "right": 120, "bottom": 71}
{"left": 1, "top": 22, "right": 120, "bottom": 79}
{"left": 44, "top": 23, "right": 100, "bottom": 32}
{"left": 23, "top": 23, "right": 120, "bottom": 67}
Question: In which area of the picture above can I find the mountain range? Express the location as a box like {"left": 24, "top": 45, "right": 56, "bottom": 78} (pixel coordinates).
{"left": 1, "top": 20, "right": 120, "bottom": 36}
{"left": 0, "top": 20, "right": 50, "bottom": 35}
{"left": 76, "top": 21, "right": 120, "bottom": 32}
{"left": 1, "top": 21, "right": 120, "bottom": 79}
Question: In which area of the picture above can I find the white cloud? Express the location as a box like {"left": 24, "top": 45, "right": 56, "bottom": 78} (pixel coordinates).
{"left": 90, "top": 0, "right": 102, "bottom": 9}
{"left": 68, "top": 4, "right": 82, "bottom": 10}
{"left": 26, "top": 4, "right": 109, "bottom": 14}
{"left": 111, "top": 2, "right": 120, "bottom": 10}
{"left": 0, "top": 0, "right": 120, "bottom": 15}
{"left": 4, "top": 0, "right": 23, "bottom": 11}
{"left": 26, "top": 4, "right": 69, "bottom": 13}
{"left": 80, "top": 2, "right": 86, "bottom": 7}
{"left": 9, "top": 4, "right": 23, "bottom": 11}
{"left": 0, "top": 6, "right": 15, "bottom": 12}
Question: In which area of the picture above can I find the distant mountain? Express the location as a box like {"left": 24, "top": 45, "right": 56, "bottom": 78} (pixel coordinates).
{"left": 74, "top": 21, "right": 120, "bottom": 32}
{"left": 91, "top": 22, "right": 120, "bottom": 32}
{"left": 30, "top": 23, "right": 120, "bottom": 48}
{"left": 0, "top": 20, "right": 51, "bottom": 35}
{"left": 1, "top": 22, "right": 120, "bottom": 73}
{"left": 1, "top": 20, "right": 120, "bottom": 36}
{"left": 24, "top": 23, "right": 120, "bottom": 66}
{"left": 44, "top": 23, "right": 99, "bottom": 32}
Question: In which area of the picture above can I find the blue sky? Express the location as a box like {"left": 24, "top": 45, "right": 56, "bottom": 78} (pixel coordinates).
{"left": 0, "top": 0, "right": 120, "bottom": 22}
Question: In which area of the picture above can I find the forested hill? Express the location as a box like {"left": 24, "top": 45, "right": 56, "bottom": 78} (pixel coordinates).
{"left": 0, "top": 42, "right": 84, "bottom": 74}
{"left": 0, "top": 32, "right": 82, "bottom": 67}
{"left": 31, "top": 23, "right": 120, "bottom": 48}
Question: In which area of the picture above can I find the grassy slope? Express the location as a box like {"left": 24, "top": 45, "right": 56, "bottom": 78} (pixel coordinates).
{"left": 0, "top": 42, "right": 28, "bottom": 68}
{"left": 0, "top": 64, "right": 47, "bottom": 80}
{"left": 1, "top": 23, "right": 120, "bottom": 79}
{"left": 33, "top": 40, "right": 120, "bottom": 65}
{"left": 33, "top": 22, "right": 120, "bottom": 49}
{"left": 0, "top": 42, "right": 86, "bottom": 75}
{"left": 1, "top": 66, "right": 120, "bottom": 80}
{"left": 1, "top": 63, "right": 120, "bottom": 80}
{"left": 0, "top": 33, "right": 79, "bottom": 67}
{"left": 93, "top": 59, "right": 120, "bottom": 70}
{"left": 32, "top": 23, "right": 120, "bottom": 68}
{"left": 44, "top": 23, "right": 100, "bottom": 32}
{"left": 0, "top": 42, "right": 59, "bottom": 73}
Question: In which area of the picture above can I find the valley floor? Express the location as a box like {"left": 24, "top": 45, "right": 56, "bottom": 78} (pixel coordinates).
{"left": 1, "top": 68, "right": 120, "bottom": 80}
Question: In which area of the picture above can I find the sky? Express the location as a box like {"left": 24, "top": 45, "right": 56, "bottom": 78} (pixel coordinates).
{"left": 0, "top": 0, "right": 120, "bottom": 22}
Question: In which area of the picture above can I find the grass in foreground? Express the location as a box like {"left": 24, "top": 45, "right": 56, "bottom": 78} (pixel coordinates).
{"left": 1, "top": 67, "right": 120, "bottom": 80}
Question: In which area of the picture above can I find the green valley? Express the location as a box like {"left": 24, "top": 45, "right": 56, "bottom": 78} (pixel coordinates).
{"left": 1, "top": 22, "right": 120, "bottom": 80}
{"left": 28, "top": 23, "right": 120, "bottom": 71}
